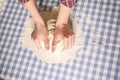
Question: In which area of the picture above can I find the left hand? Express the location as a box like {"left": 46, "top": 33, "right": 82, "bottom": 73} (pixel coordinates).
{"left": 52, "top": 24, "right": 75, "bottom": 52}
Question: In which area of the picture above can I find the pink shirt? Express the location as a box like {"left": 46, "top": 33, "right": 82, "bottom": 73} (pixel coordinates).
{"left": 19, "top": 0, "right": 74, "bottom": 8}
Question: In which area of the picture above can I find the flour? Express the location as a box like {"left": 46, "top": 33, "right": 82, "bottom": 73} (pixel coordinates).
{"left": 19, "top": 7, "right": 84, "bottom": 64}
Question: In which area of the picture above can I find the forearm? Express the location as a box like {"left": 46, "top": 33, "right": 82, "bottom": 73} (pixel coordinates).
{"left": 24, "top": 0, "right": 44, "bottom": 24}
{"left": 56, "top": 3, "right": 71, "bottom": 28}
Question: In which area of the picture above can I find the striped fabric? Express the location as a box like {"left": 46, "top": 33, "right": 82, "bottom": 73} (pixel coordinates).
{"left": 19, "top": 0, "right": 74, "bottom": 8}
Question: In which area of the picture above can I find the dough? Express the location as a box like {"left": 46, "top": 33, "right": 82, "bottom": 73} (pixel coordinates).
{"left": 19, "top": 7, "right": 83, "bottom": 64}
{"left": 40, "top": 19, "right": 64, "bottom": 53}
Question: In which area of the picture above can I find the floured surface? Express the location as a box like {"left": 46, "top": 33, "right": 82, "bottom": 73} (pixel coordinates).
{"left": 19, "top": 7, "right": 83, "bottom": 64}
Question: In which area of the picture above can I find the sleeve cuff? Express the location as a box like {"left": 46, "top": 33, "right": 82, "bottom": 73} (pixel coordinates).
{"left": 19, "top": 0, "right": 29, "bottom": 4}
{"left": 61, "top": 0, "right": 74, "bottom": 8}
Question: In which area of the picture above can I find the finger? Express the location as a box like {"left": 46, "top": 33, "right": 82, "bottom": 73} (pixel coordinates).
{"left": 44, "top": 39, "right": 49, "bottom": 50}
{"left": 33, "top": 39, "right": 42, "bottom": 50}
{"left": 67, "top": 35, "right": 70, "bottom": 49}
{"left": 69, "top": 35, "right": 72, "bottom": 48}
{"left": 52, "top": 36, "right": 63, "bottom": 52}
{"left": 71, "top": 35, "right": 73, "bottom": 47}
{"left": 63, "top": 37, "right": 69, "bottom": 50}
{"left": 68, "top": 32, "right": 73, "bottom": 48}
{"left": 72, "top": 34, "right": 75, "bottom": 46}
{"left": 52, "top": 44, "right": 55, "bottom": 52}
{"left": 52, "top": 39, "right": 57, "bottom": 52}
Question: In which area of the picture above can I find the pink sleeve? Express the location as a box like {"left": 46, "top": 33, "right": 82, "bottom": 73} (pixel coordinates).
{"left": 61, "top": 0, "right": 74, "bottom": 8}
{"left": 19, "top": 0, "right": 29, "bottom": 4}
{"left": 19, "top": 0, "right": 74, "bottom": 8}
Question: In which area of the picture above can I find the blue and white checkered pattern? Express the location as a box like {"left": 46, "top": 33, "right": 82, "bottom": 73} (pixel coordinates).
{"left": 0, "top": 0, "right": 120, "bottom": 79}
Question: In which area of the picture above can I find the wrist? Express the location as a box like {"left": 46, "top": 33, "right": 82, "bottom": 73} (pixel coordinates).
{"left": 56, "top": 20, "right": 67, "bottom": 26}
{"left": 56, "top": 23, "right": 67, "bottom": 29}
{"left": 34, "top": 16, "right": 44, "bottom": 23}
{"left": 35, "top": 20, "right": 45, "bottom": 28}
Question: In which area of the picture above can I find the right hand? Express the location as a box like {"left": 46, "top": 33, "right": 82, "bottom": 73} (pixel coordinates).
{"left": 52, "top": 24, "right": 75, "bottom": 52}
{"left": 31, "top": 22, "right": 49, "bottom": 50}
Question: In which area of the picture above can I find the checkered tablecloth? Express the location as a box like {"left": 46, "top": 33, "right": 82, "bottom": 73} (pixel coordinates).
{"left": 0, "top": 0, "right": 120, "bottom": 80}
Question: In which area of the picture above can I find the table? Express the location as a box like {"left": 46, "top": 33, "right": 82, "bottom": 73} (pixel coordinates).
{"left": 0, "top": 0, "right": 120, "bottom": 79}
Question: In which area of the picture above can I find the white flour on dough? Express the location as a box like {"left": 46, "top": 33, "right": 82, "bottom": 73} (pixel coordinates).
{"left": 19, "top": 7, "right": 84, "bottom": 64}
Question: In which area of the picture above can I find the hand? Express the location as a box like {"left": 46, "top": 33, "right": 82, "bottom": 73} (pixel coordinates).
{"left": 31, "top": 22, "right": 49, "bottom": 50}
{"left": 52, "top": 24, "right": 75, "bottom": 52}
